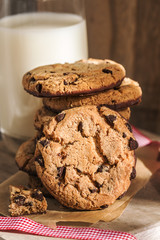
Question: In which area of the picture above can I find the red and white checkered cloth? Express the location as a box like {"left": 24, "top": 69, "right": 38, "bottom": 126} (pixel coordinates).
{"left": 132, "top": 126, "right": 152, "bottom": 147}
{"left": 0, "top": 127, "right": 159, "bottom": 240}
{"left": 0, "top": 216, "right": 136, "bottom": 240}
{"left": 132, "top": 126, "right": 160, "bottom": 154}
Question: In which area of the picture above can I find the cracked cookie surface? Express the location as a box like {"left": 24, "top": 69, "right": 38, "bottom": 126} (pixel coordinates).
{"left": 34, "top": 106, "right": 131, "bottom": 132}
{"left": 43, "top": 78, "right": 142, "bottom": 111}
{"left": 22, "top": 58, "right": 125, "bottom": 97}
{"left": 35, "top": 105, "right": 137, "bottom": 210}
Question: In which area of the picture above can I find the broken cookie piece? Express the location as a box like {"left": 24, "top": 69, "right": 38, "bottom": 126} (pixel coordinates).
{"left": 9, "top": 185, "right": 47, "bottom": 217}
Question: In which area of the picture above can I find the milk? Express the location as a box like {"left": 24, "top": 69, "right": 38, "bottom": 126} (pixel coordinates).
{"left": 0, "top": 12, "right": 88, "bottom": 139}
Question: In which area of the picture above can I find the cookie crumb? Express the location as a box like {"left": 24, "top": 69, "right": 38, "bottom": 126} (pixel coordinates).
{"left": 9, "top": 185, "right": 47, "bottom": 217}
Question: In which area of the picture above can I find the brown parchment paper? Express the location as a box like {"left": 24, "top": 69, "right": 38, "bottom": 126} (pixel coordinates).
{"left": 0, "top": 158, "right": 152, "bottom": 227}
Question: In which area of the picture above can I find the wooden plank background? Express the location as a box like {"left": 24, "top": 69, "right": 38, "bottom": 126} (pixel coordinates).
{"left": 85, "top": 0, "right": 160, "bottom": 134}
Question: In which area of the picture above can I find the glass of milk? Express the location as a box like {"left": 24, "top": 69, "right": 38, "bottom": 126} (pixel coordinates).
{"left": 0, "top": 0, "right": 88, "bottom": 153}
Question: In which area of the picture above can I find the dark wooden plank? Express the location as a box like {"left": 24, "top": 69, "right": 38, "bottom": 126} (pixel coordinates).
{"left": 85, "top": 0, "right": 111, "bottom": 59}
{"left": 132, "top": 0, "right": 160, "bottom": 133}
{"left": 0, "top": 142, "right": 18, "bottom": 183}
{"left": 85, "top": 0, "right": 160, "bottom": 134}
{"left": 108, "top": 0, "right": 137, "bottom": 76}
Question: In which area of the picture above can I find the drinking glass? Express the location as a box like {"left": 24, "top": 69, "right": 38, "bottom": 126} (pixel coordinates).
{"left": 0, "top": 0, "right": 88, "bottom": 153}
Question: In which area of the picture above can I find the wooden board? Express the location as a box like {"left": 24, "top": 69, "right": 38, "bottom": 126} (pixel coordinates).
{"left": 85, "top": 0, "right": 160, "bottom": 134}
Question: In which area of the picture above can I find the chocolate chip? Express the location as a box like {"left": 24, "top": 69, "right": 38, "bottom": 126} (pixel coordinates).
{"left": 130, "top": 167, "right": 136, "bottom": 180}
{"left": 62, "top": 154, "right": 67, "bottom": 160}
{"left": 113, "top": 86, "right": 120, "bottom": 90}
{"left": 63, "top": 72, "right": 69, "bottom": 76}
{"left": 30, "top": 77, "right": 36, "bottom": 82}
{"left": 14, "top": 195, "right": 26, "bottom": 206}
{"left": 50, "top": 71, "right": 55, "bottom": 73}
{"left": 77, "top": 169, "right": 82, "bottom": 173}
{"left": 36, "top": 83, "right": 42, "bottom": 93}
{"left": 97, "top": 165, "right": 103, "bottom": 173}
{"left": 55, "top": 113, "right": 66, "bottom": 122}
{"left": 31, "top": 190, "right": 44, "bottom": 201}
{"left": 78, "top": 121, "right": 83, "bottom": 133}
{"left": 71, "top": 78, "right": 78, "bottom": 85}
{"left": 102, "top": 69, "right": 112, "bottom": 74}
{"left": 25, "top": 201, "right": 33, "bottom": 206}
{"left": 100, "top": 204, "right": 108, "bottom": 209}
{"left": 122, "top": 132, "right": 127, "bottom": 138}
{"left": 57, "top": 166, "right": 66, "bottom": 178}
{"left": 89, "top": 188, "right": 98, "bottom": 193}
{"left": 26, "top": 72, "right": 31, "bottom": 76}
{"left": 125, "top": 122, "right": 132, "bottom": 133}
{"left": 95, "top": 181, "right": 103, "bottom": 188}
{"left": 117, "top": 191, "right": 127, "bottom": 200}
{"left": 40, "top": 139, "right": 49, "bottom": 147}
{"left": 58, "top": 152, "right": 67, "bottom": 160}
{"left": 64, "top": 78, "right": 78, "bottom": 85}
{"left": 97, "top": 164, "right": 110, "bottom": 173}
{"left": 35, "top": 155, "right": 44, "bottom": 167}
{"left": 97, "top": 105, "right": 101, "bottom": 111}
{"left": 128, "top": 137, "right": 138, "bottom": 150}
{"left": 104, "top": 115, "right": 116, "bottom": 127}
{"left": 103, "top": 156, "right": 109, "bottom": 163}
{"left": 63, "top": 80, "right": 68, "bottom": 85}
{"left": 15, "top": 191, "right": 20, "bottom": 194}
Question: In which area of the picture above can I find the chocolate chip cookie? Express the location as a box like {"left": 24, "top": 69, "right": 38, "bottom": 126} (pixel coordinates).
{"left": 35, "top": 105, "right": 137, "bottom": 210}
{"left": 22, "top": 59, "right": 125, "bottom": 97}
{"left": 43, "top": 78, "right": 142, "bottom": 111}
{"left": 15, "top": 138, "right": 36, "bottom": 175}
{"left": 9, "top": 185, "right": 47, "bottom": 216}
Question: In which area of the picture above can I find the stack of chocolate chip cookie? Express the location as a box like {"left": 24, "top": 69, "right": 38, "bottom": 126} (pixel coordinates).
{"left": 14, "top": 59, "right": 141, "bottom": 212}
{"left": 23, "top": 59, "right": 142, "bottom": 124}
